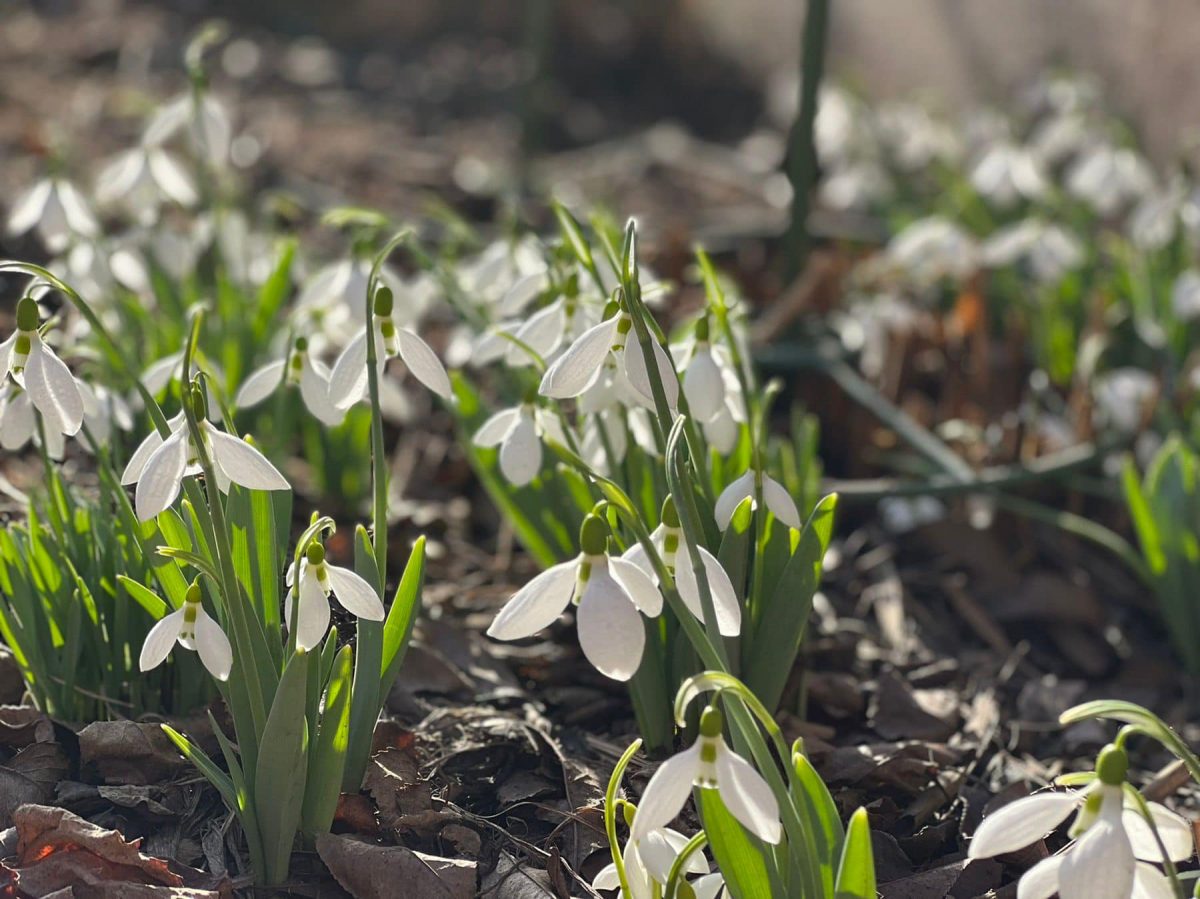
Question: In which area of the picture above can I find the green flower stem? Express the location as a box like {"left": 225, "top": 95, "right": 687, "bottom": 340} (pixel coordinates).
{"left": 604, "top": 738, "right": 643, "bottom": 898}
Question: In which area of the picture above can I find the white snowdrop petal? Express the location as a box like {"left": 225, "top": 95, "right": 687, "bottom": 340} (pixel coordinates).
{"left": 139, "top": 608, "right": 184, "bottom": 672}
{"left": 624, "top": 337, "right": 680, "bottom": 412}
{"left": 148, "top": 150, "right": 198, "bottom": 206}
{"left": 498, "top": 270, "right": 546, "bottom": 315}
{"left": 714, "top": 471, "right": 756, "bottom": 530}
{"left": 684, "top": 349, "right": 725, "bottom": 422}
{"left": 1124, "top": 803, "right": 1195, "bottom": 863}
{"left": 969, "top": 792, "right": 1080, "bottom": 859}
{"left": 1017, "top": 855, "right": 1064, "bottom": 899}
{"left": 56, "top": 181, "right": 98, "bottom": 237}
{"left": 698, "top": 546, "right": 742, "bottom": 636}
{"left": 539, "top": 317, "right": 617, "bottom": 399}
{"left": 609, "top": 556, "right": 664, "bottom": 617}
{"left": 621, "top": 539, "right": 655, "bottom": 580}
{"left": 591, "top": 863, "right": 620, "bottom": 892}
{"left": 295, "top": 573, "right": 332, "bottom": 651}
{"left": 235, "top": 359, "right": 286, "bottom": 408}
{"left": 575, "top": 571, "right": 646, "bottom": 680}
{"left": 714, "top": 744, "right": 783, "bottom": 844}
{"left": 498, "top": 415, "right": 541, "bottom": 486}
{"left": 691, "top": 873, "right": 728, "bottom": 899}
{"left": 762, "top": 475, "right": 802, "bottom": 530}
{"left": 487, "top": 560, "right": 578, "bottom": 640}
{"left": 122, "top": 429, "right": 166, "bottom": 485}
{"left": 0, "top": 393, "right": 35, "bottom": 450}
{"left": 631, "top": 745, "right": 703, "bottom": 840}
{"left": 1057, "top": 818, "right": 1135, "bottom": 899}
{"left": 142, "top": 353, "right": 182, "bottom": 395}
{"left": 300, "top": 358, "right": 344, "bottom": 426}
{"left": 207, "top": 426, "right": 289, "bottom": 491}
{"left": 473, "top": 408, "right": 520, "bottom": 447}
{"left": 25, "top": 342, "right": 84, "bottom": 436}
{"left": 0, "top": 334, "right": 16, "bottom": 379}
{"left": 328, "top": 330, "right": 371, "bottom": 410}
{"left": 509, "top": 302, "right": 565, "bottom": 363}
{"left": 397, "top": 328, "right": 452, "bottom": 399}
{"left": 135, "top": 430, "right": 188, "bottom": 521}
{"left": 326, "top": 564, "right": 385, "bottom": 621}
{"left": 639, "top": 828, "right": 709, "bottom": 881}
{"left": 194, "top": 610, "right": 233, "bottom": 681}
{"left": 1131, "top": 862, "right": 1177, "bottom": 899}
{"left": 7, "top": 181, "right": 51, "bottom": 237}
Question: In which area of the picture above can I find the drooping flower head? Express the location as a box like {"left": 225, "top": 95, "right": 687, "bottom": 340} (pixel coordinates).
{"left": 285, "top": 539, "right": 384, "bottom": 651}
{"left": 0, "top": 296, "right": 85, "bottom": 438}
{"left": 714, "top": 468, "right": 801, "bottom": 532}
{"left": 235, "top": 335, "right": 344, "bottom": 426}
{"left": 633, "top": 706, "right": 782, "bottom": 845}
{"left": 328, "top": 286, "right": 452, "bottom": 411}
{"left": 139, "top": 579, "right": 233, "bottom": 680}
{"left": 969, "top": 743, "right": 1194, "bottom": 899}
{"left": 487, "top": 513, "right": 663, "bottom": 680}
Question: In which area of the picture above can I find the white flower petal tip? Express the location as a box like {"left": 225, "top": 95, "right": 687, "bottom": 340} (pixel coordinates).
{"left": 397, "top": 329, "right": 453, "bottom": 400}
{"left": 539, "top": 317, "right": 617, "bottom": 399}
{"left": 968, "top": 792, "right": 1080, "bottom": 859}
{"left": 487, "top": 560, "right": 578, "bottom": 641}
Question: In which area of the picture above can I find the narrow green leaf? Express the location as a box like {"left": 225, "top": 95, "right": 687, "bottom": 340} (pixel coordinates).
{"left": 302, "top": 644, "right": 353, "bottom": 839}
{"left": 344, "top": 528, "right": 383, "bottom": 792}
{"left": 794, "top": 750, "right": 845, "bottom": 897}
{"left": 254, "top": 650, "right": 310, "bottom": 884}
{"left": 698, "top": 788, "right": 774, "bottom": 899}
{"left": 118, "top": 576, "right": 168, "bottom": 619}
{"left": 380, "top": 537, "right": 425, "bottom": 697}
{"left": 834, "top": 808, "right": 876, "bottom": 899}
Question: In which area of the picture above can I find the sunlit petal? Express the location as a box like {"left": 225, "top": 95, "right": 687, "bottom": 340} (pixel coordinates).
{"left": 487, "top": 560, "right": 578, "bottom": 640}
{"left": 326, "top": 564, "right": 385, "bottom": 621}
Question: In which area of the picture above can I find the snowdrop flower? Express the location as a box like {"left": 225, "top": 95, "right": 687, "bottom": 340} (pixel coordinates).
{"left": 285, "top": 540, "right": 384, "bottom": 651}
{"left": 968, "top": 744, "right": 1192, "bottom": 899}
{"left": 139, "top": 580, "right": 232, "bottom": 680}
{"left": 886, "top": 217, "right": 979, "bottom": 286}
{"left": 0, "top": 297, "right": 84, "bottom": 438}
{"left": 78, "top": 383, "right": 134, "bottom": 452}
{"left": 471, "top": 295, "right": 589, "bottom": 370}
{"left": 714, "top": 468, "right": 801, "bottom": 532}
{"left": 1093, "top": 369, "right": 1157, "bottom": 434}
{"left": 487, "top": 515, "right": 663, "bottom": 681}
{"left": 819, "top": 160, "right": 892, "bottom": 212}
{"left": 970, "top": 143, "right": 1048, "bottom": 208}
{"left": 472, "top": 402, "right": 565, "bottom": 487}
{"left": 980, "top": 219, "right": 1084, "bottom": 284}
{"left": 539, "top": 302, "right": 679, "bottom": 413}
{"left": 624, "top": 497, "right": 741, "bottom": 636}
{"left": 122, "top": 388, "right": 289, "bottom": 521}
{"left": 877, "top": 102, "right": 962, "bottom": 172}
{"left": 96, "top": 143, "right": 198, "bottom": 223}
{"left": 633, "top": 705, "right": 782, "bottom": 845}
{"left": 144, "top": 91, "right": 233, "bottom": 168}
{"left": 235, "top": 337, "right": 344, "bottom": 426}
{"left": 7, "top": 178, "right": 99, "bottom": 252}
{"left": 328, "top": 287, "right": 452, "bottom": 410}
{"left": 1066, "top": 145, "right": 1153, "bottom": 216}
{"left": 593, "top": 824, "right": 709, "bottom": 899}
{"left": 682, "top": 318, "right": 725, "bottom": 423}
{"left": 0, "top": 382, "right": 63, "bottom": 459}
{"left": 1171, "top": 270, "right": 1200, "bottom": 321}
{"left": 1128, "top": 179, "right": 1186, "bottom": 251}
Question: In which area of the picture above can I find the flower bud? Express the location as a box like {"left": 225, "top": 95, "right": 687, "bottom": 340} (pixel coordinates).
{"left": 15, "top": 297, "right": 39, "bottom": 332}
{"left": 579, "top": 514, "right": 609, "bottom": 556}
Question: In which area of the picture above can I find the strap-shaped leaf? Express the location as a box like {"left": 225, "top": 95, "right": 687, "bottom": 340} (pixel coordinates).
{"left": 834, "top": 808, "right": 875, "bottom": 899}
{"left": 698, "top": 788, "right": 776, "bottom": 899}
{"left": 380, "top": 536, "right": 426, "bottom": 697}
{"left": 302, "top": 644, "right": 353, "bottom": 839}
{"left": 254, "top": 650, "right": 310, "bottom": 884}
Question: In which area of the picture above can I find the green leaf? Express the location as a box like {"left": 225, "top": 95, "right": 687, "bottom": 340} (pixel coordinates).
{"left": 834, "top": 808, "right": 876, "bottom": 899}
{"left": 302, "top": 644, "right": 353, "bottom": 839}
{"left": 745, "top": 494, "right": 837, "bottom": 712}
{"left": 344, "top": 527, "right": 383, "bottom": 792}
{"left": 254, "top": 650, "right": 310, "bottom": 885}
{"left": 118, "top": 576, "right": 167, "bottom": 619}
{"left": 162, "top": 724, "right": 237, "bottom": 809}
{"left": 698, "top": 788, "right": 775, "bottom": 899}
{"left": 380, "top": 537, "right": 425, "bottom": 697}
{"left": 793, "top": 750, "right": 845, "bottom": 897}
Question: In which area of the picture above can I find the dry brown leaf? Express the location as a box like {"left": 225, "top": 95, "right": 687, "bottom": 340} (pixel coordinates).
{"left": 316, "top": 833, "right": 475, "bottom": 898}
{"left": 77, "top": 722, "right": 189, "bottom": 786}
